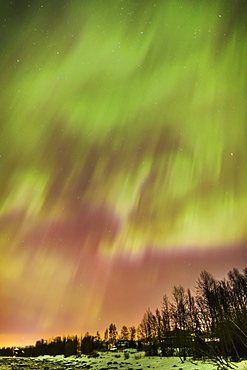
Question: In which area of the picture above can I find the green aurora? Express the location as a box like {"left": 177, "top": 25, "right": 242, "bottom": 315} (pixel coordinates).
{"left": 0, "top": 0, "right": 246, "bottom": 347}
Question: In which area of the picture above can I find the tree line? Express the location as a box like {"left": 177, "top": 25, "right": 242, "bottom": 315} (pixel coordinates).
{"left": 0, "top": 267, "right": 246, "bottom": 361}
{"left": 137, "top": 267, "right": 247, "bottom": 361}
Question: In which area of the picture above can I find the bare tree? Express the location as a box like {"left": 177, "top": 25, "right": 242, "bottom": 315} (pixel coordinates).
{"left": 129, "top": 326, "right": 136, "bottom": 341}
{"left": 170, "top": 285, "right": 189, "bottom": 330}
{"left": 120, "top": 325, "right": 129, "bottom": 340}
{"left": 104, "top": 328, "right": 109, "bottom": 342}
{"left": 109, "top": 323, "right": 118, "bottom": 346}
{"left": 161, "top": 294, "right": 171, "bottom": 332}
{"left": 155, "top": 308, "right": 163, "bottom": 343}
{"left": 187, "top": 288, "right": 200, "bottom": 332}
{"left": 139, "top": 308, "right": 159, "bottom": 355}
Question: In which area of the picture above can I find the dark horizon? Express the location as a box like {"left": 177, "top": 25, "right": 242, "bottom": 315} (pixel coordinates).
{"left": 1, "top": 264, "right": 246, "bottom": 349}
{"left": 1, "top": 265, "right": 246, "bottom": 365}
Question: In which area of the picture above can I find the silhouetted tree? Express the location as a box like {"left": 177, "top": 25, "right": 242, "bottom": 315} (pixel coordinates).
{"left": 128, "top": 326, "right": 136, "bottom": 348}
{"left": 81, "top": 333, "right": 94, "bottom": 355}
{"left": 195, "top": 270, "right": 243, "bottom": 363}
{"left": 1, "top": 266, "right": 245, "bottom": 362}
{"left": 104, "top": 328, "right": 109, "bottom": 342}
{"left": 35, "top": 339, "right": 47, "bottom": 356}
{"left": 120, "top": 325, "right": 129, "bottom": 340}
{"left": 137, "top": 323, "right": 145, "bottom": 341}
{"left": 227, "top": 268, "right": 247, "bottom": 358}
{"left": 103, "top": 328, "right": 109, "bottom": 350}
{"left": 64, "top": 335, "right": 78, "bottom": 357}
{"left": 170, "top": 285, "right": 191, "bottom": 360}
{"left": 139, "top": 308, "right": 159, "bottom": 355}
{"left": 0, "top": 347, "right": 13, "bottom": 356}
{"left": 187, "top": 289, "right": 200, "bottom": 332}
{"left": 170, "top": 285, "right": 189, "bottom": 331}
{"left": 129, "top": 326, "right": 136, "bottom": 341}
{"left": 161, "top": 294, "right": 171, "bottom": 333}
{"left": 96, "top": 331, "right": 101, "bottom": 341}
{"left": 108, "top": 323, "right": 118, "bottom": 346}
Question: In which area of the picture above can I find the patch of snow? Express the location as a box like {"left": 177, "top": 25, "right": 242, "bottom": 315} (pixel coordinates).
{"left": 0, "top": 354, "right": 246, "bottom": 370}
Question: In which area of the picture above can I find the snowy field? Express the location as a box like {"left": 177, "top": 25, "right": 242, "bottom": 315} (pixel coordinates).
{"left": 0, "top": 352, "right": 246, "bottom": 370}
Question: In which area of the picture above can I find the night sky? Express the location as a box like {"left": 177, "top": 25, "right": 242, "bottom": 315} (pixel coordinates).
{"left": 0, "top": 0, "right": 246, "bottom": 347}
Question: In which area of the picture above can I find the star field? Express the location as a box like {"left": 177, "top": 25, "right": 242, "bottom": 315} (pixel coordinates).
{"left": 0, "top": 0, "right": 246, "bottom": 347}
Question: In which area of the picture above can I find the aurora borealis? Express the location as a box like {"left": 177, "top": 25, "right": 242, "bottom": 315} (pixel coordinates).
{"left": 0, "top": 0, "right": 246, "bottom": 347}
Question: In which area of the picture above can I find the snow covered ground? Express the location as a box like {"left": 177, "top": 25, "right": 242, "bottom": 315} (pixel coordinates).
{"left": 0, "top": 352, "right": 246, "bottom": 370}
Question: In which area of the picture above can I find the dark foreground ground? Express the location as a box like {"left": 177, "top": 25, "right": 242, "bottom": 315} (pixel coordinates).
{"left": 0, "top": 354, "right": 246, "bottom": 370}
